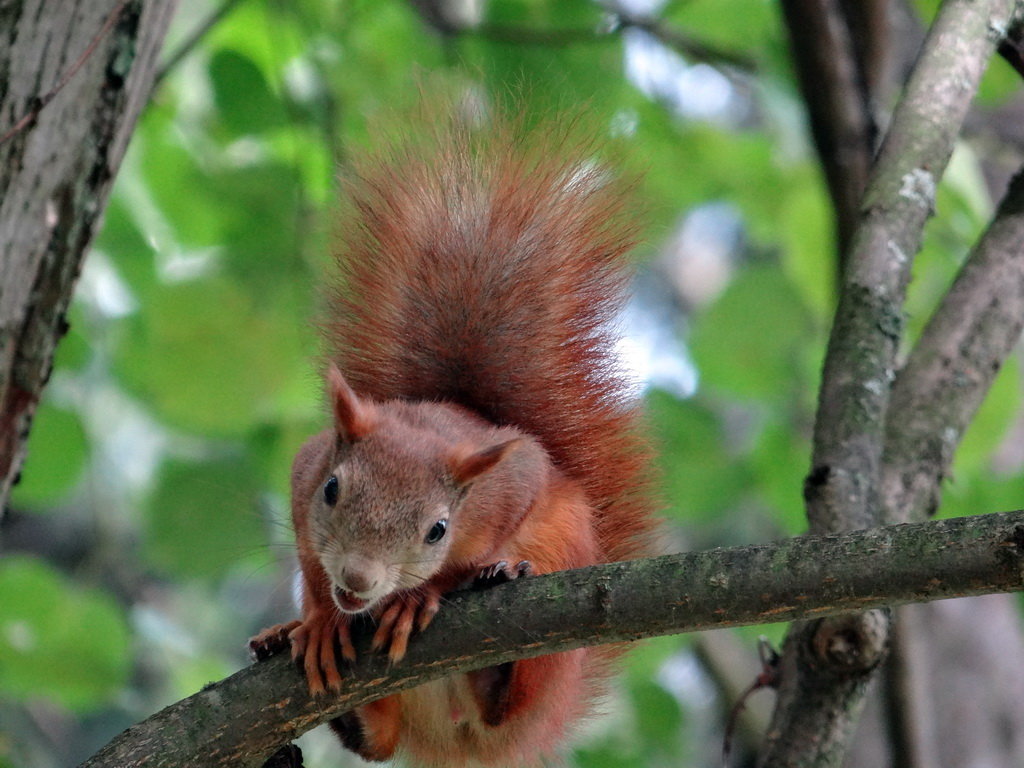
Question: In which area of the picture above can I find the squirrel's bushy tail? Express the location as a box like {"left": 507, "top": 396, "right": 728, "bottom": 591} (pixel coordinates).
{"left": 323, "top": 107, "right": 656, "bottom": 564}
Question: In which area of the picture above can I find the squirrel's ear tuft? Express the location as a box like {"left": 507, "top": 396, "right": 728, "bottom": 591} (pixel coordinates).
{"left": 328, "top": 364, "right": 375, "bottom": 442}
{"left": 449, "top": 439, "right": 520, "bottom": 486}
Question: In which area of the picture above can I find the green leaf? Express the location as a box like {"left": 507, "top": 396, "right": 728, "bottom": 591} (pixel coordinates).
{"left": 978, "top": 55, "right": 1022, "bottom": 105}
{"left": 144, "top": 454, "right": 271, "bottom": 581}
{"left": 486, "top": 0, "right": 604, "bottom": 28}
{"left": 664, "top": 0, "right": 781, "bottom": 56}
{"left": 211, "top": 162, "right": 306, "bottom": 296}
{"left": 647, "top": 390, "right": 748, "bottom": 522}
{"left": 575, "top": 743, "right": 641, "bottom": 768}
{"left": 114, "top": 276, "right": 312, "bottom": 437}
{"left": 626, "top": 634, "right": 688, "bottom": 681}
{"left": 249, "top": 417, "right": 323, "bottom": 502}
{"left": 941, "top": 470, "right": 1024, "bottom": 521}
{"left": 52, "top": 307, "right": 91, "bottom": 372}
{"left": 750, "top": 420, "right": 811, "bottom": 534}
{"left": 690, "top": 264, "right": 813, "bottom": 402}
{"left": 209, "top": 49, "right": 287, "bottom": 135}
{"left": 135, "top": 106, "right": 222, "bottom": 249}
{"left": 10, "top": 402, "right": 88, "bottom": 508}
{"left": 94, "top": 197, "right": 159, "bottom": 300}
{"left": 631, "top": 678, "right": 684, "bottom": 747}
{"left": 954, "top": 355, "right": 1020, "bottom": 477}
{"left": 778, "top": 173, "right": 835, "bottom": 321}
{"left": 0, "top": 557, "right": 130, "bottom": 711}
{"left": 911, "top": 0, "right": 939, "bottom": 23}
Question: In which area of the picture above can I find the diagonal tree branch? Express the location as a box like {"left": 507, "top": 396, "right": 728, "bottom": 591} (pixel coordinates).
{"left": 78, "top": 508, "right": 1024, "bottom": 768}
{"left": 883, "top": 165, "right": 1024, "bottom": 524}
{"left": 153, "top": 0, "right": 246, "bottom": 86}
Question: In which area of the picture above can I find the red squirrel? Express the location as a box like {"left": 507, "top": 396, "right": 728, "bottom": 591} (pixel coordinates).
{"left": 251, "top": 108, "right": 657, "bottom": 767}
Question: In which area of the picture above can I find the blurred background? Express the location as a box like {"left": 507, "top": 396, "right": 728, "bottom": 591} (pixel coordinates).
{"left": 2, "top": 0, "right": 1024, "bottom": 766}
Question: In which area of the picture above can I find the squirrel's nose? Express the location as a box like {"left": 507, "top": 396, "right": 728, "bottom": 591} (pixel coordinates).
{"left": 342, "top": 569, "right": 376, "bottom": 594}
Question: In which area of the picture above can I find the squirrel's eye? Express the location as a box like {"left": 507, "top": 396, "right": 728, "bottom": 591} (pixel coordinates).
{"left": 323, "top": 476, "right": 339, "bottom": 506}
{"left": 425, "top": 519, "right": 447, "bottom": 544}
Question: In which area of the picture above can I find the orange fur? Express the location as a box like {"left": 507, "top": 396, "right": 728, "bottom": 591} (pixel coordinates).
{"left": 261, "top": 107, "right": 657, "bottom": 767}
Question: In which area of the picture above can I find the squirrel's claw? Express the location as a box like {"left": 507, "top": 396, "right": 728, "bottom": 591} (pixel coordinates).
{"left": 416, "top": 588, "right": 441, "bottom": 632}
{"left": 249, "top": 620, "right": 302, "bottom": 662}
{"left": 371, "top": 586, "right": 443, "bottom": 663}
{"left": 372, "top": 600, "right": 416, "bottom": 662}
{"left": 475, "top": 559, "right": 533, "bottom": 588}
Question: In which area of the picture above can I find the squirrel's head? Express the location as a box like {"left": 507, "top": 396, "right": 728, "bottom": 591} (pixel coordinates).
{"left": 307, "top": 365, "right": 521, "bottom": 615}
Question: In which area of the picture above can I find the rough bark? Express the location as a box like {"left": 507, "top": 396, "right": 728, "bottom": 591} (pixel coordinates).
{"left": 762, "top": 1, "right": 1024, "bottom": 766}
{"left": 806, "top": 0, "right": 1018, "bottom": 537}
{"left": 882, "top": 166, "right": 1024, "bottom": 524}
{"left": 856, "top": 165, "right": 1024, "bottom": 768}
{"left": 79, "top": 508, "right": 1024, "bottom": 768}
{"left": 0, "top": 0, "right": 177, "bottom": 511}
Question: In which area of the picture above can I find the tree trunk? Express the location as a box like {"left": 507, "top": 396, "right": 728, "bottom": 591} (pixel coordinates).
{"left": 0, "top": 0, "right": 177, "bottom": 511}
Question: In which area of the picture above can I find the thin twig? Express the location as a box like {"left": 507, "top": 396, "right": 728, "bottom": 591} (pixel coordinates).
{"left": 612, "top": 11, "right": 757, "bottom": 72}
{"left": 722, "top": 639, "right": 779, "bottom": 768}
{"left": 442, "top": 12, "right": 757, "bottom": 72}
{"left": 153, "top": 0, "right": 247, "bottom": 87}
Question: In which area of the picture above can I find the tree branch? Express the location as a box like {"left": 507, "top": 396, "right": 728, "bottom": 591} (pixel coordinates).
{"left": 875, "top": 118, "right": 1024, "bottom": 768}
{"left": 407, "top": 0, "right": 757, "bottom": 73}
{"left": 153, "top": 0, "right": 246, "bottom": 87}
{"left": 762, "top": 1, "right": 1024, "bottom": 765}
{"left": 0, "top": 0, "right": 131, "bottom": 146}
{"left": 883, "top": 608, "right": 940, "bottom": 768}
{"left": 79, "top": 509, "right": 1024, "bottom": 768}
{"left": 837, "top": 0, "right": 892, "bottom": 100}
{"left": 609, "top": 8, "right": 757, "bottom": 72}
{"left": 779, "top": 0, "right": 875, "bottom": 266}
{"left": 807, "top": 0, "right": 1017, "bottom": 536}
{"left": 883, "top": 165, "right": 1024, "bottom": 524}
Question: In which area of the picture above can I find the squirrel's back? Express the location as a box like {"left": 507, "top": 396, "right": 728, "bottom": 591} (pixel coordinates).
{"left": 323, "top": 110, "right": 656, "bottom": 564}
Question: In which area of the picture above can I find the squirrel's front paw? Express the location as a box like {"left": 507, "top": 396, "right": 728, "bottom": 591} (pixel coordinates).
{"left": 249, "top": 620, "right": 302, "bottom": 662}
{"left": 475, "top": 559, "right": 532, "bottom": 588}
{"left": 287, "top": 612, "right": 356, "bottom": 696}
{"left": 371, "top": 586, "right": 442, "bottom": 663}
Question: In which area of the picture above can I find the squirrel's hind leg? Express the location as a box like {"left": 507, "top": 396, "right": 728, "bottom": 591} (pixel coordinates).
{"left": 329, "top": 695, "right": 402, "bottom": 762}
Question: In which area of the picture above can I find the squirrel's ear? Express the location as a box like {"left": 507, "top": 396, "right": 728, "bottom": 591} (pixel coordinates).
{"left": 449, "top": 439, "right": 520, "bottom": 487}
{"left": 327, "top": 364, "right": 375, "bottom": 442}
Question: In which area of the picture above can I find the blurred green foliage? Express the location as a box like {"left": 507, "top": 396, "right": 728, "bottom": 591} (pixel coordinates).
{"left": 3, "top": 0, "right": 1023, "bottom": 766}
{"left": 0, "top": 557, "right": 130, "bottom": 711}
